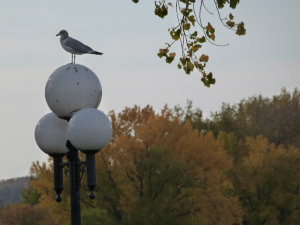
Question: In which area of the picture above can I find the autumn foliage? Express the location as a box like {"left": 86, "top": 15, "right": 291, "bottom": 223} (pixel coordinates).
{"left": 136, "top": 0, "right": 246, "bottom": 86}
{"left": 3, "top": 89, "right": 300, "bottom": 225}
{"left": 98, "top": 106, "right": 243, "bottom": 224}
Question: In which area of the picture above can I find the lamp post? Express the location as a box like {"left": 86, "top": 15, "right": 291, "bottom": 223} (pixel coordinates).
{"left": 34, "top": 64, "right": 112, "bottom": 225}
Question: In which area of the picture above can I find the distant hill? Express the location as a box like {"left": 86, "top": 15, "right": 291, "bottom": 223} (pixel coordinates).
{"left": 0, "top": 176, "right": 29, "bottom": 207}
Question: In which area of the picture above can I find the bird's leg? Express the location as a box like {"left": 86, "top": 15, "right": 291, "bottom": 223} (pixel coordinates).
{"left": 74, "top": 55, "right": 76, "bottom": 64}
{"left": 71, "top": 54, "right": 73, "bottom": 64}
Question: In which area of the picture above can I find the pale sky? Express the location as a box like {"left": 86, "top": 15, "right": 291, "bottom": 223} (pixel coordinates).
{"left": 1, "top": 0, "right": 299, "bottom": 179}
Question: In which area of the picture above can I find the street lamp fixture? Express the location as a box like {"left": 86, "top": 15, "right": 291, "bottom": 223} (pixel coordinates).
{"left": 34, "top": 64, "right": 112, "bottom": 225}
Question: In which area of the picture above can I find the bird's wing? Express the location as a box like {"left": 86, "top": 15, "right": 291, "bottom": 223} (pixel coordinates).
{"left": 64, "top": 37, "right": 94, "bottom": 54}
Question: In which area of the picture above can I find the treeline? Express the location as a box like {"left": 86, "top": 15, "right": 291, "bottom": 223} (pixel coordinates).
{"left": 1, "top": 88, "right": 300, "bottom": 225}
{"left": 0, "top": 177, "right": 29, "bottom": 207}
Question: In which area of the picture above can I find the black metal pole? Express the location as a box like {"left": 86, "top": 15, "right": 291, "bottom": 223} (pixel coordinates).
{"left": 66, "top": 141, "right": 81, "bottom": 225}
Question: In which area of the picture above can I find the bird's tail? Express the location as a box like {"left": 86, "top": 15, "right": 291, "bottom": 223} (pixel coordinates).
{"left": 91, "top": 51, "right": 103, "bottom": 55}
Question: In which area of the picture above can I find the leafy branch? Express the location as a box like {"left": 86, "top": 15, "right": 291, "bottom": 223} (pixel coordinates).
{"left": 132, "top": 0, "right": 246, "bottom": 87}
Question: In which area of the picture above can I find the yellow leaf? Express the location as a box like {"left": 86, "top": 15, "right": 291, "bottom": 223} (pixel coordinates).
{"left": 159, "top": 48, "right": 169, "bottom": 54}
{"left": 191, "top": 45, "right": 201, "bottom": 52}
{"left": 200, "top": 54, "right": 209, "bottom": 62}
{"left": 183, "top": 23, "right": 191, "bottom": 30}
{"left": 188, "top": 15, "right": 196, "bottom": 26}
{"left": 187, "top": 62, "right": 194, "bottom": 70}
{"left": 206, "top": 22, "right": 213, "bottom": 31}
{"left": 226, "top": 21, "right": 235, "bottom": 28}
{"left": 169, "top": 52, "right": 176, "bottom": 58}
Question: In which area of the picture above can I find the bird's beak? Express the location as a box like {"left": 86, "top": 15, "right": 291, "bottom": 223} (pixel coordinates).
{"left": 56, "top": 33, "right": 60, "bottom": 36}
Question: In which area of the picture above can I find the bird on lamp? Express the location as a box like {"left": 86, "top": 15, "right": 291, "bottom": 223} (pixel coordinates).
{"left": 56, "top": 30, "right": 103, "bottom": 64}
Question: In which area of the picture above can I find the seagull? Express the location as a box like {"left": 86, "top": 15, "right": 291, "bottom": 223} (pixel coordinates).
{"left": 56, "top": 30, "right": 103, "bottom": 64}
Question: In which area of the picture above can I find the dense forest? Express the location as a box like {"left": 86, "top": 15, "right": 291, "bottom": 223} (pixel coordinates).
{"left": 1, "top": 88, "right": 300, "bottom": 225}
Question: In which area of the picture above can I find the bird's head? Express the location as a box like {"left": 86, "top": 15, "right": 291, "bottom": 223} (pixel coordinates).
{"left": 56, "top": 30, "right": 69, "bottom": 38}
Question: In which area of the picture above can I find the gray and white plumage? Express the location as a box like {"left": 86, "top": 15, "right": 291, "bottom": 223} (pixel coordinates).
{"left": 56, "top": 30, "right": 103, "bottom": 63}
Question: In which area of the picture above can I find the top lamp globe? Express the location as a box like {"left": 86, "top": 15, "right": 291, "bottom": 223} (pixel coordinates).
{"left": 45, "top": 64, "right": 102, "bottom": 120}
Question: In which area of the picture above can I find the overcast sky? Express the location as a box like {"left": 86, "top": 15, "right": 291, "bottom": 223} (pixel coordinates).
{"left": 1, "top": 0, "right": 299, "bottom": 179}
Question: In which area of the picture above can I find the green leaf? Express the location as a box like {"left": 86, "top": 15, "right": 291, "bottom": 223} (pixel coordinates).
{"left": 216, "top": 0, "right": 226, "bottom": 8}
{"left": 180, "top": 57, "right": 187, "bottom": 66}
{"left": 180, "top": 8, "right": 192, "bottom": 17}
{"left": 154, "top": 3, "right": 168, "bottom": 18}
{"left": 184, "top": 67, "right": 192, "bottom": 75}
{"left": 236, "top": 22, "right": 246, "bottom": 35}
{"left": 166, "top": 56, "right": 174, "bottom": 64}
{"left": 201, "top": 77, "right": 209, "bottom": 87}
{"left": 171, "top": 35, "right": 180, "bottom": 41}
{"left": 157, "top": 53, "right": 165, "bottom": 58}
{"left": 201, "top": 73, "right": 216, "bottom": 87}
{"left": 207, "top": 72, "right": 213, "bottom": 80}
{"left": 175, "top": 28, "right": 181, "bottom": 36}
{"left": 191, "top": 31, "right": 198, "bottom": 37}
{"left": 201, "top": 76, "right": 215, "bottom": 87}
{"left": 230, "top": 0, "right": 240, "bottom": 9}
{"left": 196, "top": 62, "right": 204, "bottom": 70}
{"left": 166, "top": 52, "right": 176, "bottom": 64}
{"left": 170, "top": 28, "right": 181, "bottom": 41}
